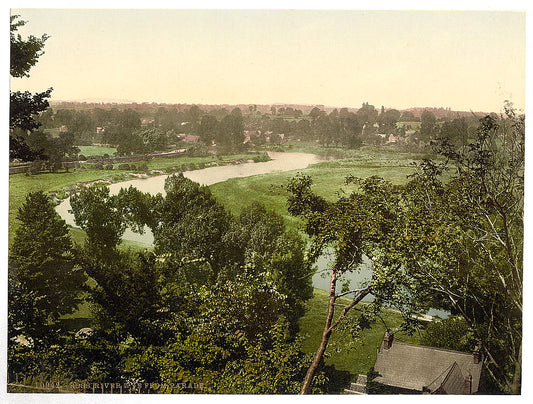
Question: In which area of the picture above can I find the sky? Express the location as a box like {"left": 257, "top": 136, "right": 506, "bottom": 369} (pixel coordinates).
{"left": 9, "top": 8, "right": 526, "bottom": 113}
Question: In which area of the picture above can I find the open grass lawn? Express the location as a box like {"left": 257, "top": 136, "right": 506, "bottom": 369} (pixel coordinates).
{"left": 76, "top": 145, "right": 118, "bottom": 156}
{"left": 298, "top": 289, "right": 422, "bottom": 380}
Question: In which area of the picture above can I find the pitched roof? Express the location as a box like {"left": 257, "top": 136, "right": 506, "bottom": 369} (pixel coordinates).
{"left": 374, "top": 338, "right": 482, "bottom": 393}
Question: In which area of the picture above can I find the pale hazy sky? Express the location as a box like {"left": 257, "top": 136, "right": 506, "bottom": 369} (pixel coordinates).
{"left": 9, "top": 8, "right": 526, "bottom": 112}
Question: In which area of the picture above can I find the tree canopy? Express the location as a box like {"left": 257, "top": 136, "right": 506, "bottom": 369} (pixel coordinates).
{"left": 10, "top": 15, "right": 53, "bottom": 161}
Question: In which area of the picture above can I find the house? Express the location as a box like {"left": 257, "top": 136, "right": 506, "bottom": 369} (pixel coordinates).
{"left": 177, "top": 134, "right": 200, "bottom": 143}
{"left": 372, "top": 331, "right": 483, "bottom": 394}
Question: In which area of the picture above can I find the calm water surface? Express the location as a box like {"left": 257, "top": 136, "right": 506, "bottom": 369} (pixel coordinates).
{"left": 56, "top": 152, "right": 323, "bottom": 244}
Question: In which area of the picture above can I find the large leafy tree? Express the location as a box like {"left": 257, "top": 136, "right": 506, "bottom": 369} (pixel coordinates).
{"left": 9, "top": 191, "right": 86, "bottom": 344}
{"left": 10, "top": 14, "right": 53, "bottom": 161}
{"left": 400, "top": 104, "right": 524, "bottom": 393}
{"left": 287, "top": 174, "right": 416, "bottom": 394}
{"left": 64, "top": 177, "right": 319, "bottom": 393}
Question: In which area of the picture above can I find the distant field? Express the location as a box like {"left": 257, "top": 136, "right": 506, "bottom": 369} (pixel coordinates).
{"left": 77, "top": 145, "right": 117, "bottom": 156}
{"left": 396, "top": 121, "right": 421, "bottom": 129}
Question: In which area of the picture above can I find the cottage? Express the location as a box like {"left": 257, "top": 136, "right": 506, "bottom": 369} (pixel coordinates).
{"left": 372, "top": 331, "right": 483, "bottom": 394}
{"left": 177, "top": 134, "right": 200, "bottom": 143}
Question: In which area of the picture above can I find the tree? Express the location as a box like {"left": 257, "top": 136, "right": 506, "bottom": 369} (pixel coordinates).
{"left": 379, "top": 109, "right": 401, "bottom": 134}
{"left": 399, "top": 110, "right": 417, "bottom": 122}
{"left": 286, "top": 175, "right": 413, "bottom": 394}
{"left": 419, "top": 110, "right": 436, "bottom": 142}
{"left": 9, "top": 191, "right": 86, "bottom": 343}
{"left": 152, "top": 174, "right": 233, "bottom": 281}
{"left": 308, "top": 107, "right": 324, "bottom": 120}
{"left": 437, "top": 117, "right": 469, "bottom": 149}
{"left": 10, "top": 15, "right": 53, "bottom": 160}
{"left": 400, "top": 105, "right": 524, "bottom": 393}
{"left": 222, "top": 203, "right": 314, "bottom": 333}
{"left": 10, "top": 15, "right": 49, "bottom": 78}
{"left": 216, "top": 109, "right": 244, "bottom": 151}
{"left": 70, "top": 183, "right": 127, "bottom": 254}
{"left": 197, "top": 114, "right": 219, "bottom": 144}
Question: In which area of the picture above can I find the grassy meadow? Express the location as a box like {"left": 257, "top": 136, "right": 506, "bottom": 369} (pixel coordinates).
{"left": 210, "top": 147, "right": 426, "bottom": 233}
{"left": 77, "top": 145, "right": 117, "bottom": 156}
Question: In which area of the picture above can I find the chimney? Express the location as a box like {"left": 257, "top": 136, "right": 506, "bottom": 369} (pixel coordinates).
{"left": 473, "top": 346, "right": 481, "bottom": 364}
{"left": 383, "top": 330, "right": 394, "bottom": 350}
{"left": 463, "top": 374, "right": 472, "bottom": 394}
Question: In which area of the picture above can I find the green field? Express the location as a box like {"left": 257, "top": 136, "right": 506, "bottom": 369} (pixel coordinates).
{"left": 76, "top": 145, "right": 118, "bottom": 156}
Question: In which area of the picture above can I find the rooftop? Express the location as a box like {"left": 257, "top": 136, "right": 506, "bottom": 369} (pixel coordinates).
{"left": 374, "top": 334, "right": 482, "bottom": 394}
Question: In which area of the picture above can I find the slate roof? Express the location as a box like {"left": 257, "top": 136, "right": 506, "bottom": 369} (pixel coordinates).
{"left": 374, "top": 336, "right": 482, "bottom": 394}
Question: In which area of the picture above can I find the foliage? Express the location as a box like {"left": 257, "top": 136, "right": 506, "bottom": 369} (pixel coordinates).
{"left": 10, "top": 15, "right": 49, "bottom": 78}
{"left": 398, "top": 104, "right": 524, "bottom": 393}
{"left": 116, "top": 127, "right": 169, "bottom": 156}
{"left": 9, "top": 191, "right": 86, "bottom": 344}
{"left": 70, "top": 183, "right": 127, "bottom": 253}
{"left": 286, "top": 172, "right": 418, "bottom": 393}
{"left": 10, "top": 15, "right": 53, "bottom": 161}
{"left": 420, "top": 316, "right": 475, "bottom": 352}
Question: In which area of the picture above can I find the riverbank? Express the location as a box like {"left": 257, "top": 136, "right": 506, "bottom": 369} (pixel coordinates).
{"left": 8, "top": 153, "right": 270, "bottom": 247}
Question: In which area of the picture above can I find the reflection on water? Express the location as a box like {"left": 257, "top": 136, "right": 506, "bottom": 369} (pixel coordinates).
{"left": 312, "top": 247, "right": 449, "bottom": 318}
{"left": 312, "top": 247, "right": 374, "bottom": 302}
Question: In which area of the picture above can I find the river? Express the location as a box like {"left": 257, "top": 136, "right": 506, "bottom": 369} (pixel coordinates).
{"left": 55, "top": 151, "right": 448, "bottom": 317}
{"left": 56, "top": 152, "right": 324, "bottom": 244}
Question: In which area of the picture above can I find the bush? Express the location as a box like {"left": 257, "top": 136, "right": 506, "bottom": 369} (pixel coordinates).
{"left": 118, "top": 163, "right": 130, "bottom": 170}
{"left": 78, "top": 154, "right": 87, "bottom": 161}
{"left": 105, "top": 164, "right": 114, "bottom": 170}
{"left": 252, "top": 153, "right": 270, "bottom": 163}
{"left": 420, "top": 316, "right": 475, "bottom": 352}
{"left": 93, "top": 163, "right": 104, "bottom": 170}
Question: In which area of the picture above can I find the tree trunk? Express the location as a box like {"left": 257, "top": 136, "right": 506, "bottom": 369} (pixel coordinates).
{"left": 511, "top": 340, "right": 522, "bottom": 394}
{"left": 300, "top": 268, "right": 337, "bottom": 394}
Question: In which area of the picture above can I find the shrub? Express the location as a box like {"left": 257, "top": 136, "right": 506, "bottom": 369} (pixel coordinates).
{"left": 118, "top": 163, "right": 130, "bottom": 170}
{"left": 78, "top": 154, "right": 87, "bottom": 161}
{"left": 105, "top": 164, "right": 114, "bottom": 170}
{"left": 252, "top": 153, "right": 270, "bottom": 163}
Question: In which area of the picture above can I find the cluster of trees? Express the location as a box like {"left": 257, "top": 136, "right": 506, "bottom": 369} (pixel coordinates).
{"left": 9, "top": 105, "right": 522, "bottom": 394}
{"left": 9, "top": 173, "right": 354, "bottom": 393}
{"left": 287, "top": 104, "right": 523, "bottom": 394}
